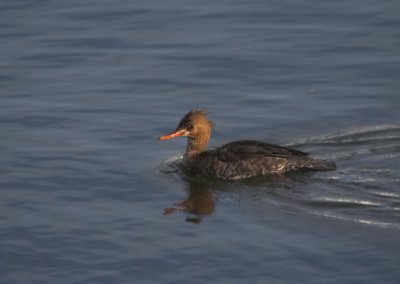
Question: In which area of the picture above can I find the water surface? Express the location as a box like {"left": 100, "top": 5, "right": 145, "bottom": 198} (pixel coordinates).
{"left": 1, "top": 1, "right": 400, "bottom": 283}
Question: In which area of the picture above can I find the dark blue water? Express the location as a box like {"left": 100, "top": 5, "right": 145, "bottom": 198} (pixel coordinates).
{"left": 1, "top": 1, "right": 400, "bottom": 283}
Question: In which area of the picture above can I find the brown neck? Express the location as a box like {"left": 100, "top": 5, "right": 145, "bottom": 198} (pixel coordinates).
{"left": 184, "top": 130, "right": 210, "bottom": 158}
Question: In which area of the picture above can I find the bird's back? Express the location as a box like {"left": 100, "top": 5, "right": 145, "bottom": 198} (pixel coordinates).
{"left": 184, "top": 140, "right": 335, "bottom": 180}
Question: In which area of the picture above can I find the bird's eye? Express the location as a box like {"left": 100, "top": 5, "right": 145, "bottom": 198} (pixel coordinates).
{"left": 186, "top": 124, "right": 193, "bottom": 130}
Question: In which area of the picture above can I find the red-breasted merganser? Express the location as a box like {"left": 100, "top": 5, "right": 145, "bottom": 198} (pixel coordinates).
{"left": 158, "top": 110, "right": 336, "bottom": 180}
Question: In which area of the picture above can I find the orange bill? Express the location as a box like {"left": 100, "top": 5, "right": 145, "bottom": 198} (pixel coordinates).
{"left": 158, "top": 129, "right": 187, "bottom": 141}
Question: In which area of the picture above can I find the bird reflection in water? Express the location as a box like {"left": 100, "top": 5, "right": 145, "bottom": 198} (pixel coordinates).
{"left": 164, "top": 181, "right": 216, "bottom": 224}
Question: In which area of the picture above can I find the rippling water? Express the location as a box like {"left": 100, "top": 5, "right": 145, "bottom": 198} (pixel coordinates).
{"left": 1, "top": 1, "right": 400, "bottom": 283}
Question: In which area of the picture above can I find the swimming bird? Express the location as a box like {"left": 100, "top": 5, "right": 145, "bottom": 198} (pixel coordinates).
{"left": 158, "top": 110, "right": 336, "bottom": 180}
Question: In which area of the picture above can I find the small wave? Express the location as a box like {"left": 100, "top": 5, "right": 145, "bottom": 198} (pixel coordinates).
{"left": 368, "top": 190, "right": 400, "bottom": 198}
{"left": 309, "top": 211, "right": 400, "bottom": 229}
{"left": 311, "top": 197, "right": 381, "bottom": 207}
{"left": 162, "top": 154, "right": 183, "bottom": 165}
{"left": 287, "top": 124, "right": 400, "bottom": 163}
{"left": 154, "top": 154, "right": 183, "bottom": 175}
{"left": 290, "top": 124, "right": 400, "bottom": 147}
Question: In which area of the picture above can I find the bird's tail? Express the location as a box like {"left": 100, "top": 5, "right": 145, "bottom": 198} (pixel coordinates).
{"left": 305, "top": 158, "right": 336, "bottom": 171}
{"left": 288, "top": 157, "right": 336, "bottom": 172}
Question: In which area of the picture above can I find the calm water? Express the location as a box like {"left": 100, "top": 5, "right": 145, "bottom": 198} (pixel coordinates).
{"left": 1, "top": 0, "right": 400, "bottom": 283}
